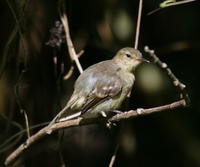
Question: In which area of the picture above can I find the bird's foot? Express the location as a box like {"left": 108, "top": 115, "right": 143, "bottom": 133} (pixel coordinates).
{"left": 106, "top": 121, "right": 116, "bottom": 129}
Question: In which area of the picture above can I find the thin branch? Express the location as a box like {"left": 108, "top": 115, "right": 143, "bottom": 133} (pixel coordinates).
{"left": 58, "top": 131, "right": 66, "bottom": 167}
{"left": 61, "top": 14, "right": 83, "bottom": 74}
{"left": 144, "top": 46, "right": 190, "bottom": 105}
{"left": 22, "top": 110, "right": 30, "bottom": 138}
{"left": 108, "top": 144, "right": 119, "bottom": 167}
{"left": 77, "top": 50, "right": 84, "bottom": 57}
{"left": 160, "top": 0, "right": 197, "bottom": 8}
{"left": 63, "top": 50, "right": 84, "bottom": 80}
{"left": 58, "top": 0, "right": 83, "bottom": 74}
{"left": 110, "top": 100, "right": 185, "bottom": 122}
{"left": 134, "top": 0, "right": 143, "bottom": 49}
{"left": 63, "top": 66, "right": 74, "bottom": 80}
{"left": 4, "top": 99, "right": 186, "bottom": 166}
{"left": 148, "top": 0, "right": 198, "bottom": 15}
{"left": 14, "top": 79, "right": 31, "bottom": 139}
{"left": 147, "top": 8, "right": 162, "bottom": 16}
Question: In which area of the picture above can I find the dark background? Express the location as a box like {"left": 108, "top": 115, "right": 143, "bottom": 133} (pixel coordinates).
{"left": 0, "top": 0, "right": 200, "bottom": 167}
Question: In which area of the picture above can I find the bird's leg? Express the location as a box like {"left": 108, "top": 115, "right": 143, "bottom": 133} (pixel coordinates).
{"left": 106, "top": 121, "right": 117, "bottom": 129}
{"left": 105, "top": 110, "right": 122, "bottom": 128}
{"left": 98, "top": 111, "right": 111, "bottom": 128}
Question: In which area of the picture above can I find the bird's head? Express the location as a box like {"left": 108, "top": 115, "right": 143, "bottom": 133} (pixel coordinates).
{"left": 113, "top": 47, "right": 148, "bottom": 72}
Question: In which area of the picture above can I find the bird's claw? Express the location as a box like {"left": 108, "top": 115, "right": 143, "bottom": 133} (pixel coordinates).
{"left": 106, "top": 121, "right": 116, "bottom": 129}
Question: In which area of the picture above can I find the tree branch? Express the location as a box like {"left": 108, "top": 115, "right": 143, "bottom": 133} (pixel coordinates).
{"left": 61, "top": 14, "right": 83, "bottom": 74}
{"left": 108, "top": 143, "right": 119, "bottom": 167}
{"left": 5, "top": 99, "right": 186, "bottom": 166}
{"left": 144, "top": 46, "right": 190, "bottom": 105}
{"left": 160, "top": 0, "right": 197, "bottom": 8}
{"left": 148, "top": 0, "right": 198, "bottom": 15}
{"left": 134, "top": 0, "right": 143, "bottom": 49}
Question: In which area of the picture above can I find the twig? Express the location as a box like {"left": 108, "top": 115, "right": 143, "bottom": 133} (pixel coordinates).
{"left": 22, "top": 110, "right": 30, "bottom": 138}
{"left": 160, "top": 0, "right": 197, "bottom": 8}
{"left": 77, "top": 50, "right": 85, "bottom": 58}
{"left": 61, "top": 14, "right": 83, "bottom": 74}
{"left": 144, "top": 46, "right": 190, "bottom": 105}
{"left": 58, "top": 0, "right": 84, "bottom": 74}
{"left": 134, "top": 0, "right": 143, "bottom": 49}
{"left": 14, "top": 77, "right": 31, "bottom": 139}
{"left": 63, "top": 66, "right": 74, "bottom": 80}
{"left": 148, "top": 0, "right": 198, "bottom": 15}
{"left": 63, "top": 50, "right": 84, "bottom": 80}
{"left": 58, "top": 131, "right": 66, "bottom": 167}
{"left": 5, "top": 99, "right": 186, "bottom": 166}
{"left": 108, "top": 144, "right": 119, "bottom": 167}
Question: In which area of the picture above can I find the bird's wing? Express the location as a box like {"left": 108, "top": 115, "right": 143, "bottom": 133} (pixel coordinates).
{"left": 64, "top": 60, "right": 123, "bottom": 116}
{"left": 80, "top": 76, "right": 123, "bottom": 114}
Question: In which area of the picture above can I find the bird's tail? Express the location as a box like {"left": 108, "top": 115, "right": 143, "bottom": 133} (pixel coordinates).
{"left": 48, "top": 104, "right": 81, "bottom": 127}
{"left": 58, "top": 111, "right": 81, "bottom": 122}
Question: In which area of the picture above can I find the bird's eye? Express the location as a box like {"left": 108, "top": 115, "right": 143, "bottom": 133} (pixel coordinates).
{"left": 125, "top": 54, "right": 132, "bottom": 58}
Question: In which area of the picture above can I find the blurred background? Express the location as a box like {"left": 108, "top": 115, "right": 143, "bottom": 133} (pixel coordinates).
{"left": 0, "top": 0, "right": 200, "bottom": 167}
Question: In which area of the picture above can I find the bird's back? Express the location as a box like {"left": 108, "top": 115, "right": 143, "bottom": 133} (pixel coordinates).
{"left": 74, "top": 60, "right": 122, "bottom": 96}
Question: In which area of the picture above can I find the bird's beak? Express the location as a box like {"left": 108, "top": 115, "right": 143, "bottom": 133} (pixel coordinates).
{"left": 136, "top": 58, "right": 150, "bottom": 63}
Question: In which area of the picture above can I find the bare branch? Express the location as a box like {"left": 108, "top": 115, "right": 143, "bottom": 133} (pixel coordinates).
{"left": 77, "top": 50, "right": 85, "bottom": 58}
{"left": 4, "top": 99, "right": 186, "bottom": 166}
{"left": 14, "top": 81, "right": 31, "bottom": 139}
{"left": 134, "top": 0, "right": 143, "bottom": 49}
{"left": 160, "top": 0, "right": 197, "bottom": 8}
{"left": 22, "top": 110, "right": 30, "bottom": 138}
{"left": 148, "top": 0, "right": 198, "bottom": 15}
{"left": 110, "top": 100, "right": 185, "bottom": 122}
{"left": 108, "top": 144, "right": 119, "bottom": 167}
{"left": 63, "top": 66, "right": 74, "bottom": 80}
{"left": 61, "top": 14, "right": 83, "bottom": 74}
{"left": 144, "top": 46, "right": 190, "bottom": 105}
{"left": 63, "top": 50, "right": 85, "bottom": 80}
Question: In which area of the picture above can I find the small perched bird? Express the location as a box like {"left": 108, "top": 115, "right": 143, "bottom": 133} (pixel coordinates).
{"left": 49, "top": 47, "right": 148, "bottom": 126}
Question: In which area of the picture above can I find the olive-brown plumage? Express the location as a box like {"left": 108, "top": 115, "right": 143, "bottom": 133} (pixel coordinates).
{"left": 49, "top": 47, "right": 147, "bottom": 125}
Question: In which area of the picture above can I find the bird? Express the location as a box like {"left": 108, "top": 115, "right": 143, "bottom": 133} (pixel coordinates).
{"left": 48, "top": 47, "right": 148, "bottom": 127}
